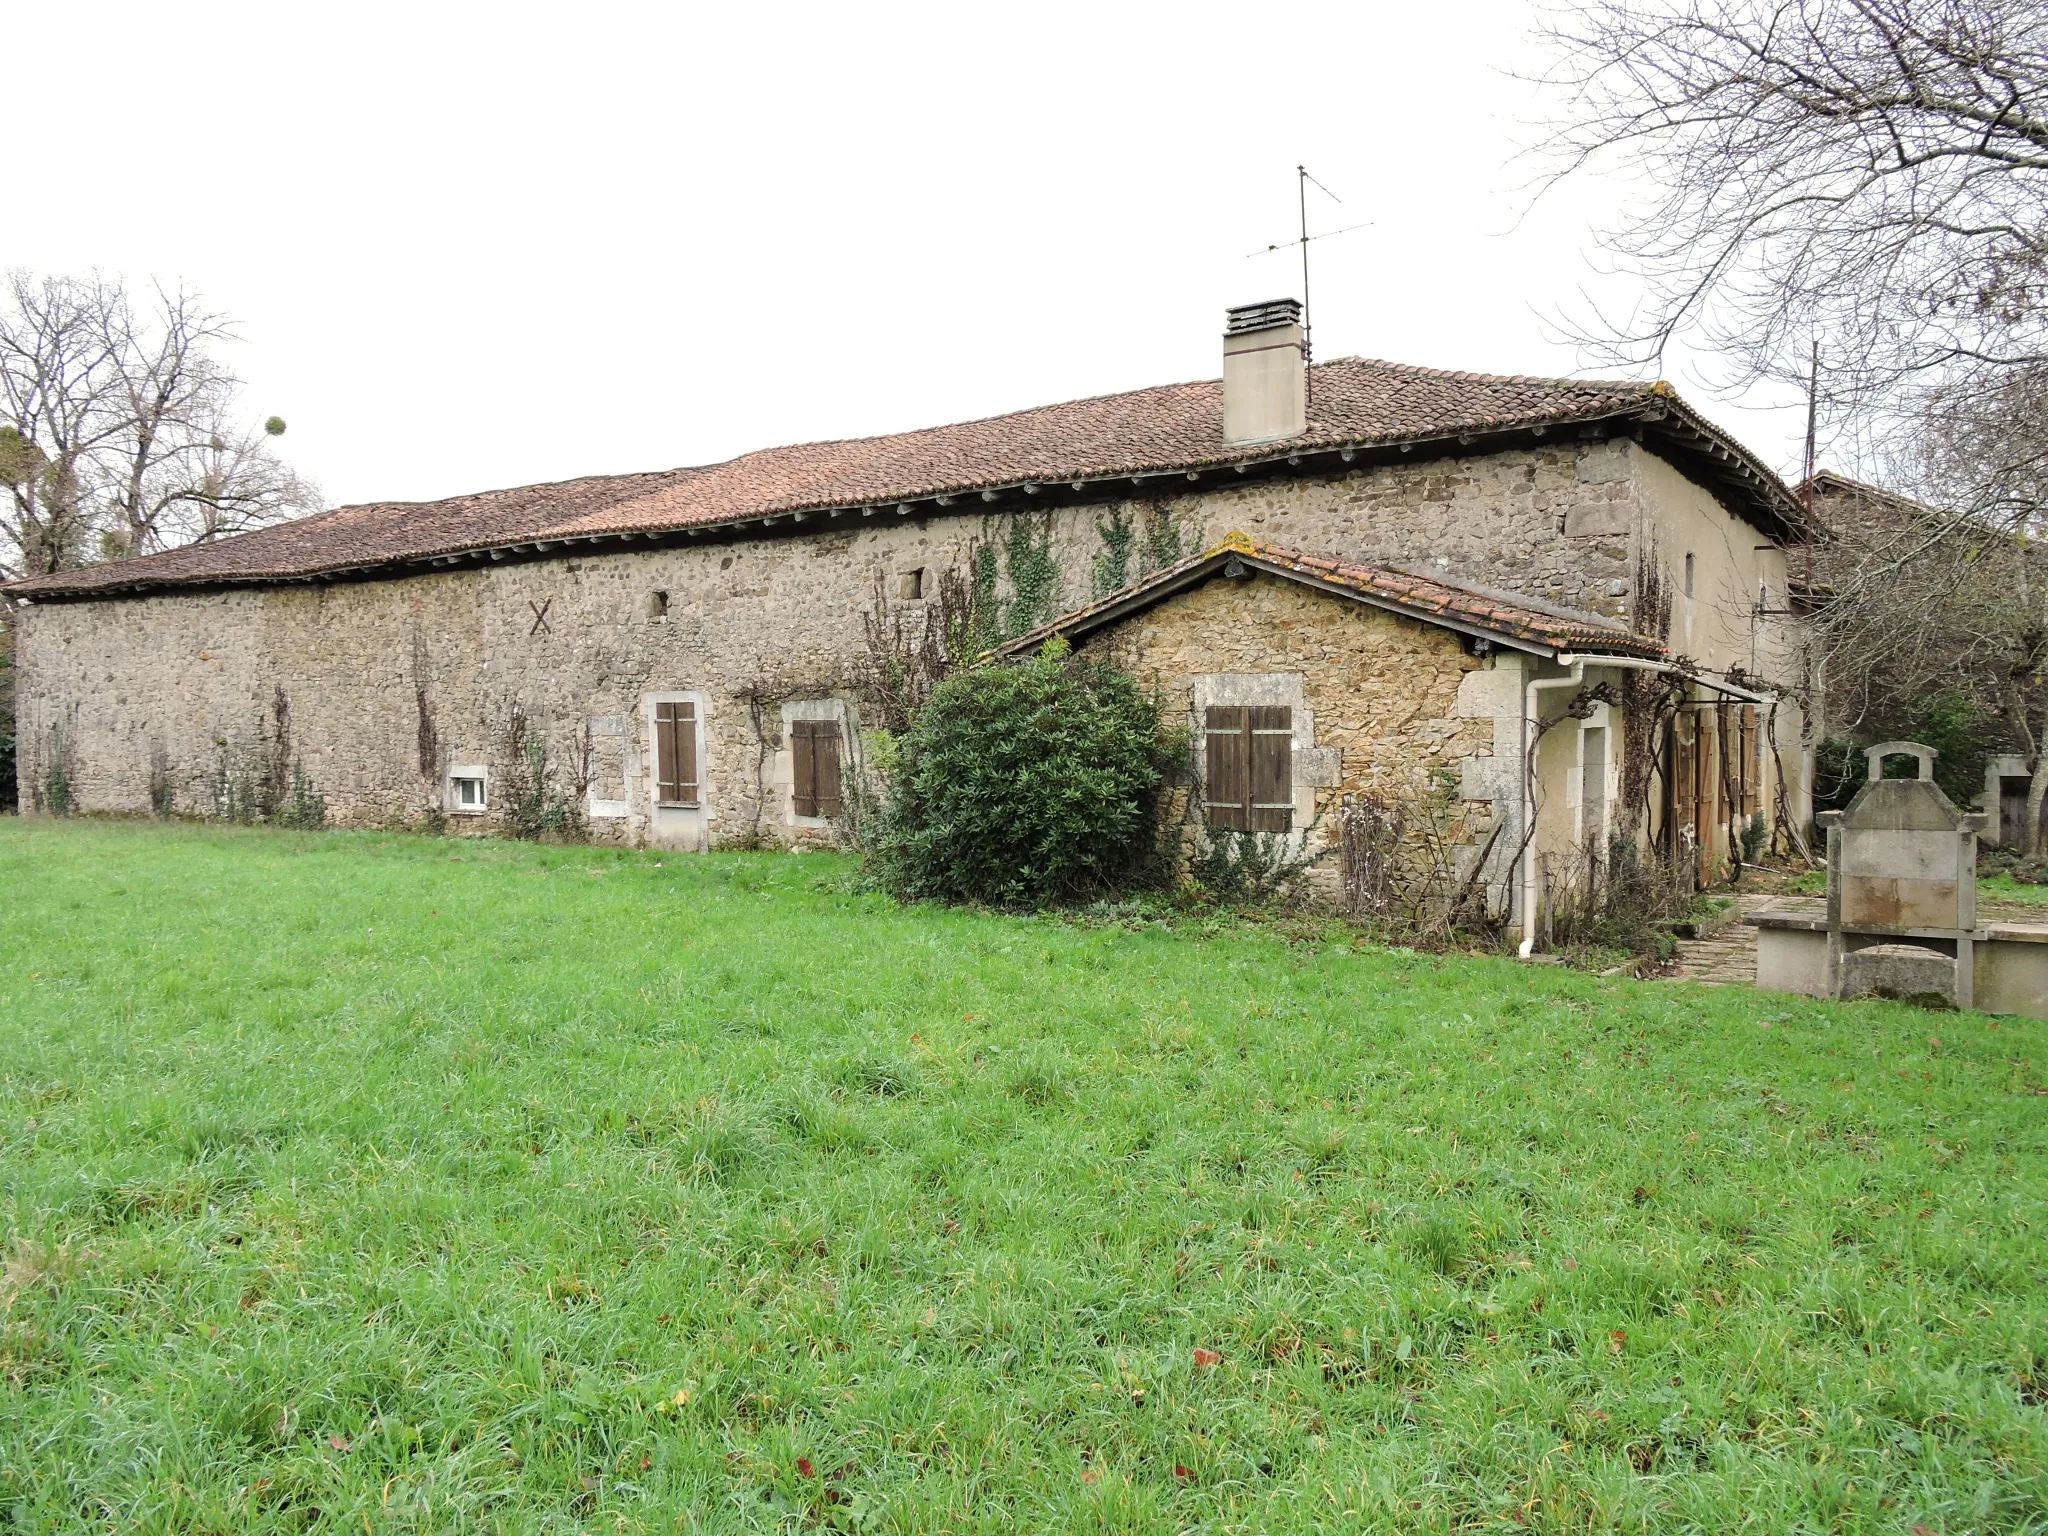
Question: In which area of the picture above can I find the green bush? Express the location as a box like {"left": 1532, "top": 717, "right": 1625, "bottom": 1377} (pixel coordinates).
{"left": 867, "top": 641, "right": 1184, "bottom": 907}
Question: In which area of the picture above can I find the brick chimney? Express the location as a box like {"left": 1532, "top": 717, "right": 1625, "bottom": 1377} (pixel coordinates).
{"left": 1222, "top": 298, "right": 1305, "bottom": 446}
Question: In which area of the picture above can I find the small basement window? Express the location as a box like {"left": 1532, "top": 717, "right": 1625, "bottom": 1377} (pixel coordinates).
{"left": 449, "top": 768, "right": 487, "bottom": 814}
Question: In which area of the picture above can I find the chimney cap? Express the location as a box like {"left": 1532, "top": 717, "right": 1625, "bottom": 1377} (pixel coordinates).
{"left": 1225, "top": 298, "right": 1303, "bottom": 335}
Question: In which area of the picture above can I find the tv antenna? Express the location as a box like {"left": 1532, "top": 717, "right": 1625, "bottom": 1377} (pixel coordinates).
{"left": 1246, "top": 166, "right": 1368, "bottom": 407}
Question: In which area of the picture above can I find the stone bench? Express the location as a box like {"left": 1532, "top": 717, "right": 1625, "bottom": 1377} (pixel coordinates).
{"left": 1752, "top": 908, "right": 2048, "bottom": 1017}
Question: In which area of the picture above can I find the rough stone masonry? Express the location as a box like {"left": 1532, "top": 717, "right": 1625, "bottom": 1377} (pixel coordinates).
{"left": 10, "top": 430, "right": 1800, "bottom": 857}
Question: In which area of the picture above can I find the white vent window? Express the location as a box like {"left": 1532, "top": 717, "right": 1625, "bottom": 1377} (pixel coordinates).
{"left": 449, "top": 769, "right": 487, "bottom": 814}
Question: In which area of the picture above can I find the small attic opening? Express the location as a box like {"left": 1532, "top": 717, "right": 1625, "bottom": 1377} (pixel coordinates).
{"left": 646, "top": 590, "right": 669, "bottom": 621}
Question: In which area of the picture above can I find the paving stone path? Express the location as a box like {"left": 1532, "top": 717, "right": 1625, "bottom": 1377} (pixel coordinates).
{"left": 1666, "top": 892, "right": 1820, "bottom": 987}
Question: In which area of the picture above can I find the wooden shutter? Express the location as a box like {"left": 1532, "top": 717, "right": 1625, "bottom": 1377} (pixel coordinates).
{"left": 654, "top": 701, "right": 698, "bottom": 806}
{"left": 1695, "top": 708, "right": 1718, "bottom": 885}
{"left": 1248, "top": 706, "right": 1294, "bottom": 833}
{"left": 1741, "top": 704, "right": 1760, "bottom": 815}
{"left": 790, "top": 720, "right": 845, "bottom": 820}
{"left": 815, "top": 724, "right": 843, "bottom": 818}
{"left": 1204, "top": 707, "right": 1248, "bottom": 829}
{"left": 791, "top": 720, "right": 817, "bottom": 818}
{"left": 1205, "top": 705, "right": 1292, "bottom": 831}
{"left": 1669, "top": 713, "right": 1696, "bottom": 865}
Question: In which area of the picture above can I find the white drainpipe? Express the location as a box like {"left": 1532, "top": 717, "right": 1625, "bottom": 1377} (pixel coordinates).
{"left": 1519, "top": 659, "right": 1585, "bottom": 958}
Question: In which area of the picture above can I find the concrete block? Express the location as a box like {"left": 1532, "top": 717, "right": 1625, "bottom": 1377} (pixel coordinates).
{"left": 1460, "top": 754, "right": 1513, "bottom": 803}
{"left": 1974, "top": 929, "right": 2048, "bottom": 1019}
{"left": 1839, "top": 943, "right": 1957, "bottom": 1008}
{"left": 1574, "top": 444, "right": 1631, "bottom": 485}
{"left": 1755, "top": 924, "right": 1827, "bottom": 997}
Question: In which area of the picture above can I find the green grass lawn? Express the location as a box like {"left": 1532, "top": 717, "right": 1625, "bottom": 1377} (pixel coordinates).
{"left": 1981, "top": 876, "right": 2048, "bottom": 910}
{"left": 1, "top": 822, "right": 2044, "bottom": 1534}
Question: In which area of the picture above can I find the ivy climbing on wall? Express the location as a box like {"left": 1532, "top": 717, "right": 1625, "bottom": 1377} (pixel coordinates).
{"left": 1001, "top": 514, "right": 1061, "bottom": 638}
{"left": 1142, "top": 503, "right": 1183, "bottom": 573}
{"left": 1092, "top": 507, "right": 1135, "bottom": 599}
{"left": 969, "top": 543, "right": 1001, "bottom": 652}
{"left": 1089, "top": 502, "right": 1185, "bottom": 602}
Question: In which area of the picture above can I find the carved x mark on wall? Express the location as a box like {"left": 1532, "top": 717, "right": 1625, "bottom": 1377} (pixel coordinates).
{"left": 528, "top": 599, "right": 552, "bottom": 636}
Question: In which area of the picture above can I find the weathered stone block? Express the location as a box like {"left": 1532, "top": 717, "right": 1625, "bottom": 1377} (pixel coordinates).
{"left": 1839, "top": 943, "right": 1957, "bottom": 1008}
{"left": 1564, "top": 503, "right": 1632, "bottom": 538}
{"left": 1295, "top": 746, "right": 1341, "bottom": 787}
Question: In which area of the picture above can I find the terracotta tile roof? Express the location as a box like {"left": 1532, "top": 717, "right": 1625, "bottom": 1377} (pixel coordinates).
{"left": 6, "top": 356, "right": 1801, "bottom": 600}
{"left": 994, "top": 532, "right": 1669, "bottom": 661}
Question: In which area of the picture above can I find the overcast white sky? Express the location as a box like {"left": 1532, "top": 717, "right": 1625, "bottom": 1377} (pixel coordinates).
{"left": 9, "top": 1, "right": 1813, "bottom": 511}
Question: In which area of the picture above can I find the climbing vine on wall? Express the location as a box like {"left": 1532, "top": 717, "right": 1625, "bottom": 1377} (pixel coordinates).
{"left": 970, "top": 543, "right": 1001, "bottom": 650}
{"left": 1089, "top": 503, "right": 1184, "bottom": 601}
{"left": 1001, "top": 514, "right": 1061, "bottom": 638}
{"left": 1091, "top": 508, "right": 1135, "bottom": 599}
{"left": 1142, "top": 502, "right": 1183, "bottom": 573}
{"left": 34, "top": 723, "right": 73, "bottom": 816}
{"left": 205, "top": 686, "right": 327, "bottom": 827}
{"left": 495, "top": 701, "right": 584, "bottom": 842}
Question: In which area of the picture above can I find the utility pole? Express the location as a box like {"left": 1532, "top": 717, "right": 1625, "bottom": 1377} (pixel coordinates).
{"left": 1802, "top": 339, "right": 1820, "bottom": 588}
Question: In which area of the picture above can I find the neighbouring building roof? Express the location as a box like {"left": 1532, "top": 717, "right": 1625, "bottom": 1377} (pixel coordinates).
{"left": 994, "top": 532, "right": 1669, "bottom": 661}
{"left": 1794, "top": 470, "right": 1948, "bottom": 595}
{"left": 1798, "top": 469, "right": 1931, "bottom": 518}
{"left": 6, "top": 357, "right": 1805, "bottom": 602}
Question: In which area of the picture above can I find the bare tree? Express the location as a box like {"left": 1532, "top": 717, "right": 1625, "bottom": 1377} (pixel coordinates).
{"left": 0, "top": 273, "right": 126, "bottom": 577}
{"left": 1535, "top": 0, "right": 2048, "bottom": 433}
{"left": 1806, "top": 402, "right": 2048, "bottom": 844}
{"left": 0, "top": 271, "right": 317, "bottom": 581}
{"left": 1537, "top": 1, "right": 2048, "bottom": 845}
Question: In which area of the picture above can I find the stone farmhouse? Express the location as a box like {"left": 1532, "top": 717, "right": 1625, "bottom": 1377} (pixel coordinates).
{"left": 5, "top": 300, "right": 1811, "bottom": 935}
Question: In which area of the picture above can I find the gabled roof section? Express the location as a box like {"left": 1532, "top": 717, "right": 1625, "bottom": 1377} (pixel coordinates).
{"left": 1798, "top": 470, "right": 1939, "bottom": 524}
{"left": 6, "top": 356, "right": 1804, "bottom": 602}
{"left": 993, "top": 533, "right": 1668, "bottom": 661}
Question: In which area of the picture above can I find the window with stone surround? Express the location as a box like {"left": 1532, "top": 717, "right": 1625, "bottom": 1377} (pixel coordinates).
{"left": 654, "top": 701, "right": 699, "bottom": 807}
{"left": 790, "top": 720, "right": 844, "bottom": 819}
{"left": 783, "top": 700, "right": 851, "bottom": 823}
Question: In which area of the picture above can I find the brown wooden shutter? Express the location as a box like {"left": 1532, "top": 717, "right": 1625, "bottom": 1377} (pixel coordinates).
{"left": 655, "top": 702, "right": 681, "bottom": 804}
{"left": 1669, "top": 712, "right": 1696, "bottom": 871}
{"left": 791, "top": 720, "right": 817, "bottom": 818}
{"left": 676, "top": 703, "right": 698, "bottom": 805}
{"left": 1249, "top": 705, "right": 1294, "bottom": 832}
{"left": 1741, "top": 704, "right": 1760, "bottom": 815}
{"left": 815, "top": 724, "right": 843, "bottom": 818}
{"left": 654, "top": 701, "right": 698, "bottom": 806}
{"left": 1204, "top": 706, "right": 1248, "bottom": 829}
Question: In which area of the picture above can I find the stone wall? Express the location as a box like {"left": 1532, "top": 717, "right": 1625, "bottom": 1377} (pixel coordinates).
{"left": 10, "top": 437, "right": 1793, "bottom": 849}
{"left": 1080, "top": 570, "right": 1515, "bottom": 904}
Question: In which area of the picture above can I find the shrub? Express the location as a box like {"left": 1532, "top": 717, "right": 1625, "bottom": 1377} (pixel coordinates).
{"left": 866, "top": 641, "right": 1183, "bottom": 907}
{"left": 38, "top": 724, "right": 73, "bottom": 817}
{"left": 1741, "top": 809, "right": 1769, "bottom": 865}
{"left": 273, "top": 763, "right": 328, "bottom": 830}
